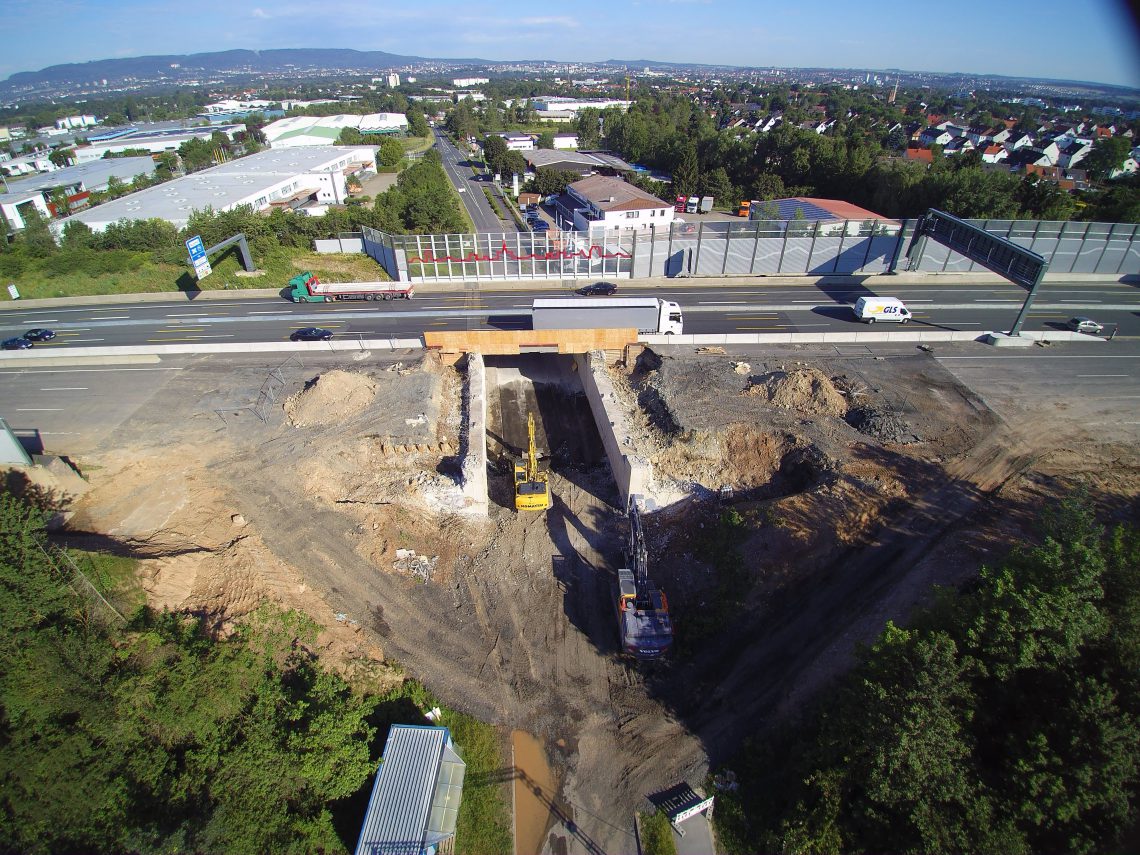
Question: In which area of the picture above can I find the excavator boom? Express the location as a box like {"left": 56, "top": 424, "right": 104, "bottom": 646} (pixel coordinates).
{"left": 515, "top": 412, "right": 551, "bottom": 511}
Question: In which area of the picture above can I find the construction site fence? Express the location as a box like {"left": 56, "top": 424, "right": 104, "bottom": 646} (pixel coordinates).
{"left": 359, "top": 218, "right": 1140, "bottom": 283}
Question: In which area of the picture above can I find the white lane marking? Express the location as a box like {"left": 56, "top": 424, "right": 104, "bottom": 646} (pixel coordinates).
{"left": 39, "top": 387, "right": 88, "bottom": 390}
{"left": 939, "top": 354, "right": 1140, "bottom": 359}
{"left": 0, "top": 367, "right": 185, "bottom": 374}
{"left": 16, "top": 408, "right": 63, "bottom": 411}
{"left": 90, "top": 315, "right": 130, "bottom": 319}
{"left": 249, "top": 310, "right": 293, "bottom": 314}
{"left": 1077, "top": 374, "right": 1128, "bottom": 378}
{"left": 66, "top": 338, "right": 106, "bottom": 343}
{"left": 18, "top": 318, "right": 60, "bottom": 322}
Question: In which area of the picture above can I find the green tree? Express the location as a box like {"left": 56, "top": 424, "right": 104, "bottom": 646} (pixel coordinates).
{"left": 1083, "top": 136, "right": 1132, "bottom": 182}
{"left": 336, "top": 127, "right": 365, "bottom": 146}
{"left": 406, "top": 106, "right": 430, "bottom": 138}
{"left": 672, "top": 142, "right": 699, "bottom": 198}
{"left": 536, "top": 131, "right": 554, "bottom": 150}
{"left": 48, "top": 147, "right": 74, "bottom": 168}
{"left": 482, "top": 134, "right": 508, "bottom": 176}
{"left": 377, "top": 137, "right": 404, "bottom": 170}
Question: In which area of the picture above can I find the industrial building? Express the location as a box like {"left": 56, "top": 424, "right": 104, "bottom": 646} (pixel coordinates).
{"left": 531, "top": 96, "right": 632, "bottom": 115}
{"left": 74, "top": 124, "right": 246, "bottom": 163}
{"left": 52, "top": 146, "right": 377, "bottom": 233}
{"left": 262, "top": 113, "right": 408, "bottom": 148}
{"left": 1, "top": 156, "right": 155, "bottom": 231}
{"left": 354, "top": 725, "right": 465, "bottom": 855}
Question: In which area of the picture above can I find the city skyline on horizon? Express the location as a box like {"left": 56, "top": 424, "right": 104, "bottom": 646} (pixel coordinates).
{"left": 2, "top": 0, "right": 1139, "bottom": 91}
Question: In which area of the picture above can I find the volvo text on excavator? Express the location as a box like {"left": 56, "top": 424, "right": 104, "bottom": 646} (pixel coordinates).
{"left": 514, "top": 412, "right": 552, "bottom": 512}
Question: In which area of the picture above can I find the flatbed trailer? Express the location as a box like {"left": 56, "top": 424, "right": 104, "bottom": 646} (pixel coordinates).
{"left": 287, "top": 272, "right": 414, "bottom": 303}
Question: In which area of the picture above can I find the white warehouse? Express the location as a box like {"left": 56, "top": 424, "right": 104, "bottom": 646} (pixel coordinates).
{"left": 52, "top": 146, "right": 377, "bottom": 234}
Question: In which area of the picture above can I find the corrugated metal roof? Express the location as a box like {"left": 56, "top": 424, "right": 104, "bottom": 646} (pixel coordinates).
{"left": 355, "top": 725, "right": 465, "bottom": 855}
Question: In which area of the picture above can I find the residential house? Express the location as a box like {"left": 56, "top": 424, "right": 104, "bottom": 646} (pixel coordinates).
{"left": 943, "top": 137, "right": 975, "bottom": 155}
{"left": 559, "top": 175, "right": 674, "bottom": 234}
{"left": 981, "top": 144, "right": 1008, "bottom": 164}
{"left": 919, "top": 127, "right": 955, "bottom": 147}
{"left": 904, "top": 147, "right": 935, "bottom": 164}
{"left": 1006, "top": 130, "right": 1034, "bottom": 150}
{"left": 1057, "top": 141, "right": 1092, "bottom": 169}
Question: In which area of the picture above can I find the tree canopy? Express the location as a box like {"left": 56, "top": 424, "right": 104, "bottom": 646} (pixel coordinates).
{"left": 715, "top": 495, "right": 1140, "bottom": 855}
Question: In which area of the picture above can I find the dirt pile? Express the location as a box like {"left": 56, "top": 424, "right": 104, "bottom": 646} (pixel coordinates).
{"left": 283, "top": 370, "right": 377, "bottom": 427}
{"left": 744, "top": 367, "right": 848, "bottom": 417}
{"left": 847, "top": 406, "right": 919, "bottom": 444}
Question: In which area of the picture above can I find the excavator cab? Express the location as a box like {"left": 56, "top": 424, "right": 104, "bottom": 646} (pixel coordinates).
{"left": 514, "top": 413, "right": 552, "bottom": 512}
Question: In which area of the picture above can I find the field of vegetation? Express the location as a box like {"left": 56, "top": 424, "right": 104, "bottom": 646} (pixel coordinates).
{"left": 0, "top": 490, "right": 512, "bottom": 855}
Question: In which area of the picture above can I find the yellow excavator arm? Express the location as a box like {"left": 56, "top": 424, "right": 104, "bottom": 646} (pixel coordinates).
{"left": 515, "top": 412, "right": 552, "bottom": 511}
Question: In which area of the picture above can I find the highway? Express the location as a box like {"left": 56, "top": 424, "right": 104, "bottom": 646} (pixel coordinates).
{"left": 433, "top": 129, "right": 516, "bottom": 233}
{"left": 0, "top": 278, "right": 1137, "bottom": 347}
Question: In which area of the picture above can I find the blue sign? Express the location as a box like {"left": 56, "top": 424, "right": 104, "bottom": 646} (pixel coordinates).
{"left": 185, "top": 235, "right": 206, "bottom": 262}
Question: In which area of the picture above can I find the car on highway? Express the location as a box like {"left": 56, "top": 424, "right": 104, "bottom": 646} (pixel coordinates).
{"left": 2, "top": 336, "right": 33, "bottom": 350}
{"left": 23, "top": 328, "right": 55, "bottom": 342}
{"left": 290, "top": 327, "right": 334, "bottom": 342}
{"left": 1067, "top": 316, "right": 1104, "bottom": 334}
{"left": 577, "top": 282, "right": 618, "bottom": 296}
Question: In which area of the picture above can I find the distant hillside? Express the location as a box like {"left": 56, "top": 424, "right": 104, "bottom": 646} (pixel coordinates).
{"left": 3, "top": 48, "right": 434, "bottom": 87}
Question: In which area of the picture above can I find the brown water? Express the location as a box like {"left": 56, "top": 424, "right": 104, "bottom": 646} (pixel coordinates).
{"left": 511, "top": 729, "right": 560, "bottom": 855}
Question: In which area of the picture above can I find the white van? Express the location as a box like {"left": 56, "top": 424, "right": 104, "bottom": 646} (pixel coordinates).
{"left": 853, "top": 296, "right": 912, "bottom": 324}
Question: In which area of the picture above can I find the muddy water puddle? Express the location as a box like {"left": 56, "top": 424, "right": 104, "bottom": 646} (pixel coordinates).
{"left": 512, "top": 729, "right": 563, "bottom": 855}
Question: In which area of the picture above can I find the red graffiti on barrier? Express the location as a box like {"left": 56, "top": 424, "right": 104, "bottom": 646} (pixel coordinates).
{"left": 407, "top": 240, "right": 631, "bottom": 265}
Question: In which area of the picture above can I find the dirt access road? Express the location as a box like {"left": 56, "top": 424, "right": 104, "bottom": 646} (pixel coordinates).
{"left": 13, "top": 340, "right": 1139, "bottom": 854}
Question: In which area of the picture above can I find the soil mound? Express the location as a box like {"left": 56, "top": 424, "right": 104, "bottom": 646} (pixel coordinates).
{"left": 744, "top": 367, "right": 848, "bottom": 417}
{"left": 284, "top": 370, "right": 377, "bottom": 427}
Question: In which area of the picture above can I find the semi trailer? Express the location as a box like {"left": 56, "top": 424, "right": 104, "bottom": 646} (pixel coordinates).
{"left": 287, "top": 272, "right": 414, "bottom": 303}
{"left": 531, "top": 297, "right": 683, "bottom": 335}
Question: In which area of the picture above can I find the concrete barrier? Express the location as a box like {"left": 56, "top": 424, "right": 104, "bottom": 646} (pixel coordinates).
{"left": 0, "top": 339, "right": 426, "bottom": 363}
{"left": 460, "top": 352, "right": 489, "bottom": 516}
{"left": 575, "top": 351, "right": 652, "bottom": 509}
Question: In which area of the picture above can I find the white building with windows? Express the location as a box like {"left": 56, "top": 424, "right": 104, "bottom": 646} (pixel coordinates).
{"left": 561, "top": 175, "right": 673, "bottom": 234}
{"left": 52, "top": 147, "right": 376, "bottom": 234}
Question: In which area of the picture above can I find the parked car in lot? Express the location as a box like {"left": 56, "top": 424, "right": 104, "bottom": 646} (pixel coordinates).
{"left": 23, "top": 328, "right": 55, "bottom": 341}
{"left": 290, "top": 327, "right": 333, "bottom": 342}
{"left": 1067, "top": 316, "right": 1104, "bottom": 334}
{"left": 531, "top": 220, "right": 550, "bottom": 232}
{"left": 577, "top": 282, "right": 618, "bottom": 296}
{"left": 2, "top": 337, "right": 33, "bottom": 350}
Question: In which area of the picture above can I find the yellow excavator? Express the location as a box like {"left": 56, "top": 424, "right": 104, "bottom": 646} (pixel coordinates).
{"left": 514, "top": 412, "right": 552, "bottom": 511}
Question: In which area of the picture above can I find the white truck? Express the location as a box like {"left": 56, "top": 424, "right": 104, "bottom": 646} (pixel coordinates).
{"left": 532, "top": 297, "right": 683, "bottom": 335}
{"left": 852, "top": 295, "right": 911, "bottom": 324}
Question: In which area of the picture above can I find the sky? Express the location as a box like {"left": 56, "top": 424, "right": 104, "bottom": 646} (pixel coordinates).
{"left": 2, "top": 0, "right": 1139, "bottom": 89}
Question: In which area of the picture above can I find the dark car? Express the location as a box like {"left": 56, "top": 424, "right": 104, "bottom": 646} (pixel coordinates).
{"left": 2, "top": 337, "right": 33, "bottom": 350}
{"left": 1067, "top": 316, "right": 1104, "bottom": 334}
{"left": 577, "top": 282, "right": 618, "bottom": 296}
{"left": 23, "top": 328, "right": 55, "bottom": 342}
{"left": 531, "top": 220, "right": 550, "bottom": 232}
{"left": 290, "top": 327, "right": 333, "bottom": 342}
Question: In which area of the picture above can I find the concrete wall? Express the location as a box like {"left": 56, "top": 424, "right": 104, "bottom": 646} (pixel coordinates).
{"left": 460, "top": 353, "right": 489, "bottom": 516}
{"left": 314, "top": 237, "right": 364, "bottom": 254}
{"left": 574, "top": 351, "right": 651, "bottom": 509}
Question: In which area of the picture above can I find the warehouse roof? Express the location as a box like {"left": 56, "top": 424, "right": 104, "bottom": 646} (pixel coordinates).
{"left": 53, "top": 147, "right": 376, "bottom": 232}
{"left": 354, "top": 725, "right": 465, "bottom": 855}
{"left": 0, "top": 157, "right": 155, "bottom": 196}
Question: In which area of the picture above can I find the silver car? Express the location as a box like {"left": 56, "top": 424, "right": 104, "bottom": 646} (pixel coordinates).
{"left": 1067, "top": 317, "right": 1104, "bottom": 334}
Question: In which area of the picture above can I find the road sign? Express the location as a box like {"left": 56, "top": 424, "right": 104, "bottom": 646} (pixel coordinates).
{"left": 192, "top": 257, "right": 212, "bottom": 280}
{"left": 185, "top": 235, "right": 206, "bottom": 262}
{"left": 6, "top": 283, "right": 18, "bottom": 300}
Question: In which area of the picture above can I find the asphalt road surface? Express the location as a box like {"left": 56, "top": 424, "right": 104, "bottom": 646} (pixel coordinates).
{"left": 433, "top": 129, "right": 515, "bottom": 233}
{"left": 1, "top": 278, "right": 1137, "bottom": 347}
